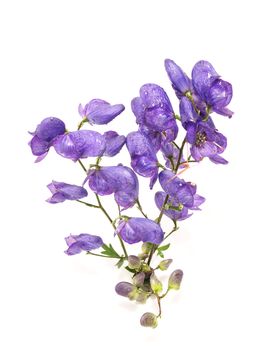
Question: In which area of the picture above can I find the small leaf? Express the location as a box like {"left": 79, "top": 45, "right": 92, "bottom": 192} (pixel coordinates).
{"left": 158, "top": 243, "right": 170, "bottom": 252}
{"left": 116, "top": 258, "right": 125, "bottom": 269}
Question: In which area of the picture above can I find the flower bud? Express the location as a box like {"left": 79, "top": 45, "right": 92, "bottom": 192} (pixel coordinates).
{"left": 128, "top": 255, "right": 141, "bottom": 270}
{"left": 141, "top": 242, "right": 152, "bottom": 254}
{"left": 168, "top": 269, "right": 183, "bottom": 290}
{"left": 133, "top": 272, "right": 145, "bottom": 287}
{"left": 140, "top": 312, "right": 158, "bottom": 328}
{"left": 115, "top": 282, "right": 137, "bottom": 298}
{"left": 150, "top": 272, "right": 163, "bottom": 294}
{"left": 159, "top": 259, "right": 173, "bottom": 271}
{"left": 141, "top": 263, "right": 151, "bottom": 273}
{"left": 135, "top": 291, "right": 148, "bottom": 303}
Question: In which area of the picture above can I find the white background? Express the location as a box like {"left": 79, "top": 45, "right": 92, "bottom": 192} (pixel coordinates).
{"left": 1, "top": 0, "right": 263, "bottom": 349}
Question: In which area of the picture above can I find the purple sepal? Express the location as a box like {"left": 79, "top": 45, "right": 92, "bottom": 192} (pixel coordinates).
{"left": 164, "top": 59, "right": 191, "bottom": 98}
{"left": 64, "top": 233, "right": 103, "bottom": 255}
{"left": 53, "top": 130, "right": 106, "bottom": 161}
{"left": 29, "top": 117, "right": 66, "bottom": 162}
{"left": 103, "top": 131, "right": 126, "bottom": 157}
{"left": 155, "top": 191, "right": 191, "bottom": 221}
{"left": 78, "top": 99, "right": 125, "bottom": 125}
{"left": 116, "top": 218, "right": 164, "bottom": 244}
{"left": 88, "top": 165, "right": 139, "bottom": 209}
{"left": 46, "top": 181, "right": 88, "bottom": 203}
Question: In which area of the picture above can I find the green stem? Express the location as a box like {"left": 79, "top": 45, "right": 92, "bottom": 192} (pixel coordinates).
{"left": 76, "top": 200, "right": 100, "bottom": 208}
{"left": 174, "top": 137, "right": 186, "bottom": 173}
{"left": 156, "top": 296, "right": 162, "bottom": 318}
{"left": 78, "top": 159, "right": 87, "bottom": 172}
{"left": 95, "top": 194, "right": 128, "bottom": 259}
{"left": 136, "top": 199, "right": 148, "bottom": 218}
{"left": 163, "top": 222, "right": 178, "bottom": 241}
{"left": 87, "top": 252, "right": 117, "bottom": 259}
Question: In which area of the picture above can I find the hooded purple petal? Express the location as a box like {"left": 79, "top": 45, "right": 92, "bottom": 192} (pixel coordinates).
{"left": 179, "top": 97, "right": 200, "bottom": 128}
{"left": 64, "top": 233, "right": 103, "bottom": 255}
{"left": 126, "top": 131, "right": 159, "bottom": 187}
{"left": 46, "top": 181, "right": 88, "bottom": 203}
{"left": 78, "top": 99, "right": 125, "bottom": 125}
{"left": 53, "top": 130, "right": 106, "bottom": 161}
{"left": 192, "top": 60, "right": 219, "bottom": 100}
{"left": 88, "top": 165, "right": 138, "bottom": 209}
{"left": 206, "top": 79, "right": 233, "bottom": 117}
{"left": 103, "top": 131, "right": 126, "bottom": 157}
{"left": 164, "top": 59, "right": 191, "bottom": 97}
{"left": 29, "top": 117, "right": 66, "bottom": 162}
{"left": 34, "top": 117, "right": 66, "bottom": 142}
{"left": 116, "top": 218, "right": 164, "bottom": 244}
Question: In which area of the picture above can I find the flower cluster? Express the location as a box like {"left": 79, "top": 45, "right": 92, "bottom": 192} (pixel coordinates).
{"left": 29, "top": 58, "right": 233, "bottom": 328}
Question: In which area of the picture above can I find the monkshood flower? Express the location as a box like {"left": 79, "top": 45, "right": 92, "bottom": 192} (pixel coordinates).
{"left": 78, "top": 99, "right": 125, "bottom": 125}
{"left": 103, "top": 131, "right": 126, "bottom": 157}
{"left": 88, "top": 165, "right": 138, "bottom": 209}
{"left": 46, "top": 181, "right": 88, "bottom": 204}
{"left": 116, "top": 217, "right": 164, "bottom": 244}
{"left": 29, "top": 117, "right": 66, "bottom": 162}
{"left": 164, "top": 59, "right": 192, "bottom": 98}
{"left": 126, "top": 131, "right": 158, "bottom": 188}
{"left": 64, "top": 233, "right": 103, "bottom": 255}
{"left": 131, "top": 83, "right": 178, "bottom": 135}
{"left": 155, "top": 191, "right": 192, "bottom": 221}
{"left": 53, "top": 130, "right": 106, "bottom": 161}
{"left": 159, "top": 170, "right": 205, "bottom": 209}
{"left": 186, "top": 121, "right": 228, "bottom": 164}
{"left": 29, "top": 57, "right": 233, "bottom": 328}
{"left": 192, "top": 60, "right": 233, "bottom": 117}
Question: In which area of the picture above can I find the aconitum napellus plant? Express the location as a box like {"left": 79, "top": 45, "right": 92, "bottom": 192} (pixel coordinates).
{"left": 29, "top": 59, "right": 233, "bottom": 328}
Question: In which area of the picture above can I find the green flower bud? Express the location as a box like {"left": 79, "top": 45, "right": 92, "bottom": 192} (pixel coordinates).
{"left": 150, "top": 272, "right": 163, "bottom": 294}
{"left": 140, "top": 312, "right": 158, "bottom": 328}
{"left": 128, "top": 255, "right": 141, "bottom": 270}
{"left": 159, "top": 259, "right": 173, "bottom": 271}
{"left": 135, "top": 290, "right": 148, "bottom": 303}
{"left": 133, "top": 272, "right": 145, "bottom": 287}
{"left": 168, "top": 269, "right": 183, "bottom": 290}
{"left": 141, "top": 242, "right": 152, "bottom": 254}
{"left": 141, "top": 263, "right": 151, "bottom": 273}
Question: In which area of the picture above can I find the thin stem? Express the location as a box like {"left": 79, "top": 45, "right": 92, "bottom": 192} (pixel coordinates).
{"left": 174, "top": 137, "right": 187, "bottom": 173}
{"left": 76, "top": 199, "right": 100, "bottom": 208}
{"left": 87, "top": 251, "right": 117, "bottom": 259}
{"left": 78, "top": 159, "right": 87, "bottom": 172}
{"left": 160, "top": 288, "right": 170, "bottom": 299}
{"left": 156, "top": 296, "right": 162, "bottom": 318}
{"left": 95, "top": 193, "right": 128, "bottom": 259}
{"left": 163, "top": 222, "right": 178, "bottom": 241}
{"left": 136, "top": 199, "right": 148, "bottom": 218}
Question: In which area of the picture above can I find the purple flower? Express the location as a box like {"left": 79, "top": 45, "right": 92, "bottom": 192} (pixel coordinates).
{"left": 64, "top": 233, "right": 103, "bottom": 255}
{"left": 88, "top": 165, "right": 138, "bottom": 209}
{"left": 186, "top": 121, "right": 228, "bottom": 164}
{"left": 155, "top": 191, "right": 192, "bottom": 221}
{"left": 164, "top": 59, "right": 191, "bottom": 98}
{"left": 103, "top": 131, "right": 126, "bottom": 157}
{"left": 126, "top": 131, "right": 159, "bottom": 188}
{"left": 116, "top": 217, "right": 164, "bottom": 244}
{"left": 29, "top": 117, "right": 66, "bottom": 162}
{"left": 46, "top": 181, "right": 88, "bottom": 203}
{"left": 53, "top": 130, "right": 106, "bottom": 161}
{"left": 192, "top": 61, "right": 233, "bottom": 117}
{"left": 78, "top": 99, "right": 125, "bottom": 125}
{"left": 131, "top": 84, "right": 178, "bottom": 134}
{"left": 158, "top": 170, "right": 205, "bottom": 210}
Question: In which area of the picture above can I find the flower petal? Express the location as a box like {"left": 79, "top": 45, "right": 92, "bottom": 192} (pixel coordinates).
{"left": 64, "top": 233, "right": 103, "bottom": 255}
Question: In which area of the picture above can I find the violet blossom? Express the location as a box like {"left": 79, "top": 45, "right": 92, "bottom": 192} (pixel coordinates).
{"left": 64, "top": 233, "right": 104, "bottom": 255}
{"left": 46, "top": 181, "right": 88, "bottom": 203}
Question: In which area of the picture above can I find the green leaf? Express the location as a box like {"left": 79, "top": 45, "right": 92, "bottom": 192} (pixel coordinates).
{"left": 156, "top": 243, "right": 170, "bottom": 258}
{"left": 158, "top": 243, "right": 170, "bottom": 252}
{"left": 100, "top": 243, "right": 120, "bottom": 258}
{"left": 116, "top": 258, "right": 125, "bottom": 269}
